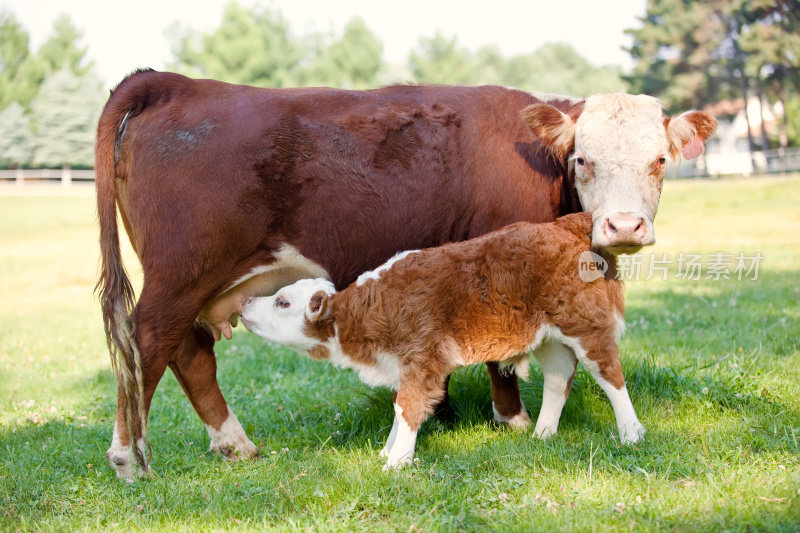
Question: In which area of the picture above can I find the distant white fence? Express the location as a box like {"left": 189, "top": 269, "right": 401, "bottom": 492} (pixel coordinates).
{"left": 0, "top": 168, "right": 95, "bottom": 187}
{"left": 668, "top": 147, "right": 800, "bottom": 178}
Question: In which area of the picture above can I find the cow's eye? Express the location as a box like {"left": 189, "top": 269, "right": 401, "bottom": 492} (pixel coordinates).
{"left": 576, "top": 157, "right": 585, "bottom": 166}
{"left": 274, "top": 296, "right": 290, "bottom": 309}
{"left": 658, "top": 157, "right": 666, "bottom": 164}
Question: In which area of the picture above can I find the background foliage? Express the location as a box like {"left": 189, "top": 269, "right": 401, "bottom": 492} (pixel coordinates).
{"left": 0, "top": 0, "right": 798, "bottom": 168}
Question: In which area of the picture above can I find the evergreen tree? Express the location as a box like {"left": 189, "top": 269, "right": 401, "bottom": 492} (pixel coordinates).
{"left": 0, "top": 102, "right": 33, "bottom": 167}
{"left": 30, "top": 68, "right": 104, "bottom": 168}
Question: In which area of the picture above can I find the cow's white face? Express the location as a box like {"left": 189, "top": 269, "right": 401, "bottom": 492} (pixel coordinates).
{"left": 522, "top": 93, "right": 716, "bottom": 254}
{"left": 240, "top": 278, "right": 334, "bottom": 350}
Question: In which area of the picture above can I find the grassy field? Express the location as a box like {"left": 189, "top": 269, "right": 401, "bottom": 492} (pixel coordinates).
{"left": 1, "top": 177, "right": 799, "bottom": 531}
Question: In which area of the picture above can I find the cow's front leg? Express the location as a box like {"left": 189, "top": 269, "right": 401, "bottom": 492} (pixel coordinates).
{"left": 170, "top": 324, "right": 259, "bottom": 460}
{"left": 486, "top": 362, "right": 531, "bottom": 429}
{"left": 532, "top": 342, "right": 577, "bottom": 438}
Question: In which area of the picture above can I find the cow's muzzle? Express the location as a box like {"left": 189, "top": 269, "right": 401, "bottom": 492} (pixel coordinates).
{"left": 596, "top": 212, "right": 655, "bottom": 254}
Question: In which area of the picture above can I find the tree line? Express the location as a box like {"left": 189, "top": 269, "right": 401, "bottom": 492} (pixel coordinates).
{"left": 0, "top": 0, "right": 797, "bottom": 170}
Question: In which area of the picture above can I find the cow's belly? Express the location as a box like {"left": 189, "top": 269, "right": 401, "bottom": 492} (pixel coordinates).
{"left": 197, "top": 244, "right": 329, "bottom": 341}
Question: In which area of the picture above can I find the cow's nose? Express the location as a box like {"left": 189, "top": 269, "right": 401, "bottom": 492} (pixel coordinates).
{"left": 603, "top": 213, "right": 649, "bottom": 245}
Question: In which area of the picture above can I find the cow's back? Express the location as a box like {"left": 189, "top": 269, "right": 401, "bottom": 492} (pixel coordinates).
{"left": 103, "top": 71, "right": 570, "bottom": 291}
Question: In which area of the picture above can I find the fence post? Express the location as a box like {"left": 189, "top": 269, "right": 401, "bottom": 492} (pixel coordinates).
{"left": 61, "top": 165, "right": 72, "bottom": 188}
{"left": 15, "top": 167, "right": 24, "bottom": 187}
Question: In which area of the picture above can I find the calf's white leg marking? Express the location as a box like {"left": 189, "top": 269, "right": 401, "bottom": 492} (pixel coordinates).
{"left": 543, "top": 325, "right": 645, "bottom": 444}
{"left": 532, "top": 341, "right": 577, "bottom": 439}
{"left": 378, "top": 415, "right": 399, "bottom": 458}
{"left": 588, "top": 373, "right": 645, "bottom": 443}
{"left": 382, "top": 403, "right": 418, "bottom": 470}
{"left": 204, "top": 407, "right": 260, "bottom": 459}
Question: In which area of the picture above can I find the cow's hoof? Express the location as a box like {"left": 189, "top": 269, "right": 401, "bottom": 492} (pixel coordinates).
{"left": 107, "top": 449, "right": 151, "bottom": 482}
{"left": 212, "top": 438, "right": 260, "bottom": 461}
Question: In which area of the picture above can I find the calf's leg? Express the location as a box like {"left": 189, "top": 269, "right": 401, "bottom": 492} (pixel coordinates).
{"left": 532, "top": 342, "right": 578, "bottom": 438}
{"left": 383, "top": 371, "right": 447, "bottom": 470}
{"left": 487, "top": 362, "right": 531, "bottom": 429}
{"left": 575, "top": 338, "right": 645, "bottom": 444}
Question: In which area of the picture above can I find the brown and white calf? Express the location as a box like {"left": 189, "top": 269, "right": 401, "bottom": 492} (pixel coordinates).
{"left": 240, "top": 213, "right": 640, "bottom": 469}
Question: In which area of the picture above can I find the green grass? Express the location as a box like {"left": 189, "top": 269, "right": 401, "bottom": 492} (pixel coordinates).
{"left": 1, "top": 177, "right": 799, "bottom": 531}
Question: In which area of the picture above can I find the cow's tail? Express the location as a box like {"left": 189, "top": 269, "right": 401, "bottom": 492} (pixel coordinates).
{"left": 94, "top": 71, "right": 152, "bottom": 475}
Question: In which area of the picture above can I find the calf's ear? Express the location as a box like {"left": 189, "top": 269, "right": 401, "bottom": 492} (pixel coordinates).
{"left": 305, "top": 290, "right": 330, "bottom": 323}
{"left": 521, "top": 104, "right": 576, "bottom": 161}
{"left": 665, "top": 111, "right": 717, "bottom": 160}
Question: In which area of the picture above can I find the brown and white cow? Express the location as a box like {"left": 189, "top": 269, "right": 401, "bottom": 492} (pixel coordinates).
{"left": 240, "top": 213, "right": 637, "bottom": 469}
{"left": 95, "top": 70, "right": 715, "bottom": 479}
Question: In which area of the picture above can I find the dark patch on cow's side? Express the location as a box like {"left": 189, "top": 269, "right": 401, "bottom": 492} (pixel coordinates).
{"left": 241, "top": 115, "right": 317, "bottom": 240}
{"left": 374, "top": 122, "right": 420, "bottom": 170}
{"left": 155, "top": 118, "right": 217, "bottom": 159}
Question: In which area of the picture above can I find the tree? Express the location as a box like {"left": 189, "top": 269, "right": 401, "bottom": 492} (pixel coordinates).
{"left": 305, "top": 17, "right": 383, "bottom": 88}
{"left": 167, "top": 1, "right": 304, "bottom": 87}
{"left": 30, "top": 68, "right": 104, "bottom": 168}
{"left": 408, "top": 32, "right": 478, "bottom": 84}
{"left": 739, "top": 0, "right": 800, "bottom": 154}
{"left": 626, "top": 0, "right": 800, "bottom": 159}
{"left": 36, "top": 14, "right": 94, "bottom": 77}
{"left": 1, "top": 12, "right": 95, "bottom": 112}
{"left": 502, "top": 43, "right": 626, "bottom": 96}
{"left": 0, "top": 102, "right": 33, "bottom": 167}
{"left": 625, "top": 0, "right": 732, "bottom": 113}
{"left": 0, "top": 10, "right": 44, "bottom": 110}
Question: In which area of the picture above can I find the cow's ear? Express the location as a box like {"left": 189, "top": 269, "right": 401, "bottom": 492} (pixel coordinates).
{"left": 305, "top": 290, "right": 330, "bottom": 323}
{"left": 665, "top": 111, "right": 718, "bottom": 160}
{"left": 521, "top": 104, "right": 576, "bottom": 160}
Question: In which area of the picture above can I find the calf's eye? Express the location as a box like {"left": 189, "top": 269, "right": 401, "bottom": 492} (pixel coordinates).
{"left": 274, "top": 296, "right": 290, "bottom": 309}
{"left": 658, "top": 157, "right": 666, "bottom": 164}
{"left": 576, "top": 157, "right": 585, "bottom": 166}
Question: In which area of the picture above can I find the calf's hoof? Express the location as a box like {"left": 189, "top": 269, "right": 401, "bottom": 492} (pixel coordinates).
{"left": 619, "top": 421, "right": 646, "bottom": 444}
{"left": 492, "top": 401, "right": 532, "bottom": 430}
{"left": 382, "top": 456, "right": 412, "bottom": 471}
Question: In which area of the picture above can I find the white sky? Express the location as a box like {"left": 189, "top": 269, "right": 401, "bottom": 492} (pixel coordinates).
{"left": 1, "top": 0, "right": 646, "bottom": 89}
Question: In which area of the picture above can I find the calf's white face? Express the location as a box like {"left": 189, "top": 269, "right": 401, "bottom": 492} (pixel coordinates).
{"left": 522, "top": 93, "right": 717, "bottom": 254}
{"left": 240, "top": 278, "right": 334, "bottom": 350}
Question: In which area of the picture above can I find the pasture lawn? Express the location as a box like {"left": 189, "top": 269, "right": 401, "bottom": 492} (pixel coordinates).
{"left": 1, "top": 176, "right": 799, "bottom": 532}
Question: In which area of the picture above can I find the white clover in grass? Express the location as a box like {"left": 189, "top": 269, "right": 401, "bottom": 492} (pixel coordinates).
{"left": 702, "top": 387, "right": 709, "bottom": 395}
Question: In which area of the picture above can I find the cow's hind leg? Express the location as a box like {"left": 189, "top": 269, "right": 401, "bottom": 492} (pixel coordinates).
{"left": 169, "top": 323, "right": 259, "bottom": 460}
{"left": 486, "top": 362, "right": 531, "bottom": 429}
{"left": 106, "top": 314, "right": 170, "bottom": 480}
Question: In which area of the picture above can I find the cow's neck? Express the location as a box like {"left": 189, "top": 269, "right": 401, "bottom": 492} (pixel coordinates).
{"left": 558, "top": 168, "right": 583, "bottom": 216}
